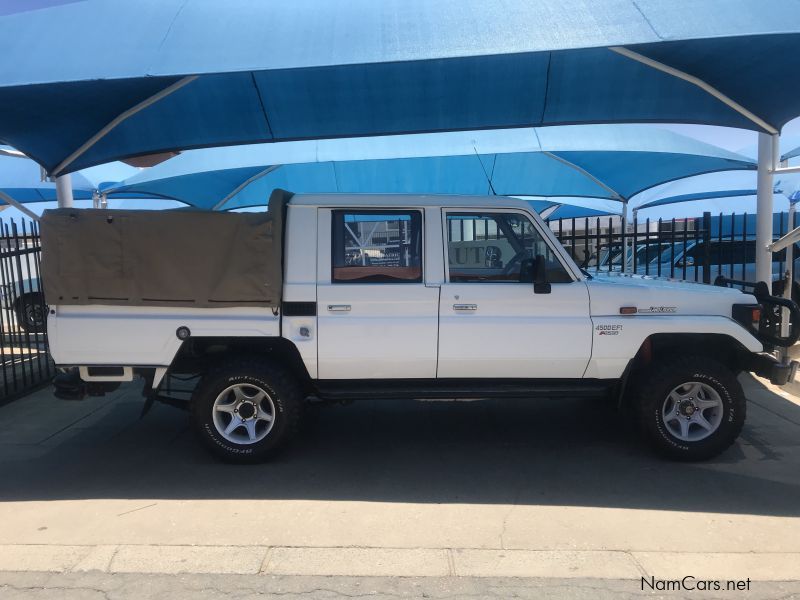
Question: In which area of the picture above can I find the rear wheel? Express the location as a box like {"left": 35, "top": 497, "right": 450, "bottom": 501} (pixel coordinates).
{"left": 634, "top": 356, "right": 745, "bottom": 461}
{"left": 191, "top": 359, "right": 302, "bottom": 463}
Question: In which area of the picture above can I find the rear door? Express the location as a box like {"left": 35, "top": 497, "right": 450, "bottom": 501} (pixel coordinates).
{"left": 316, "top": 208, "right": 440, "bottom": 379}
{"left": 437, "top": 209, "right": 592, "bottom": 379}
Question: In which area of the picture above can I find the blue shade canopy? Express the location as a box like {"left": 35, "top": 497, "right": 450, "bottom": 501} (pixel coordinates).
{"left": 630, "top": 168, "right": 800, "bottom": 211}
{"left": 738, "top": 136, "right": 800, "bottom": 162}
{"left": 105, "top": 125, "right": 754, "bottom": 210}
{"left": 635, "top": 189, "right": 758, "bottom": 211}
{"left": 0, "top": 153, "right": 149, "bottom": 219}
{"left": 636, "top": 195, "right": 791, "bottom": 220}
{"left": 0, "top": 1, "right": 799, "bottom": 174}
{"left": 0, "top": 154, "right": 95, "bottom": 202}
{"left": 543, "top": 200, "right": 621, "bottom": 220}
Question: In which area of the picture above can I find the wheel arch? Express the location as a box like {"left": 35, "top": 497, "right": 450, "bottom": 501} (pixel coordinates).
{"left": 170, "top": 336, "right": 312, "bottom": 387}
{"left": 616, "top": 332, "right": 752, "bottom": 409}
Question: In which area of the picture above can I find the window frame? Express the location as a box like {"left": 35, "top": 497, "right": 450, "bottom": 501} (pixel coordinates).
{"left": 441, "top": 208, "right": 575, "bottom": 284}
{"left": 330, "top": 208, "right": 425, "bottom": 284}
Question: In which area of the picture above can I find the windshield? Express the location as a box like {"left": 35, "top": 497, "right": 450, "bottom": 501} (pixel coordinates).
{"left": 655, "top": 242, "right": 688, "bottom": 264}
{"left": 600, "top": 243, "right": 676, "bottom": 267}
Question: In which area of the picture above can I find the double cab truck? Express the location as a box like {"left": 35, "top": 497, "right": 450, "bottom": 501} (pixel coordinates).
{"left": 41, "top": 190, "right": 800, "bottom": 463}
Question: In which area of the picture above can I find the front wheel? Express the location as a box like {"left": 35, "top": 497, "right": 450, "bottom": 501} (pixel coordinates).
{"left": 191, "top": 359, "right": 302, "bottom": 463}
{"left": 634, "top": 357, "right": 745, "bottom": 461}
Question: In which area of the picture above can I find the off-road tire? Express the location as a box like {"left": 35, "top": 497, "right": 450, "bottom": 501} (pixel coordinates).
{"left": 634, "top": 356, "right": 745, "bottom": 461}
{"left": 191, "top": 359, "right": 302, "bottom": 463}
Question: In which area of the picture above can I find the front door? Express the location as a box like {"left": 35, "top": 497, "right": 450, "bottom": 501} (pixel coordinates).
{"left": 437, "top": 209, "right": 592, "bottom": 379}
{"left": 316, "top": 208, "right": 440, "bottom": 379}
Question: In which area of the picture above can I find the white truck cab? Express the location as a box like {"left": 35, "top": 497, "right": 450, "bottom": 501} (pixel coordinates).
{"left": 43, "top": 191, "right": 800, "bottom": 463}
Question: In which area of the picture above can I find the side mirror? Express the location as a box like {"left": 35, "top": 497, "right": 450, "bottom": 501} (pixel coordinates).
{"left": 532, "top": 255, "right": 551, "bottom": 294}
{"left": 677, "top": 256, "right": 695, "bottom": 268}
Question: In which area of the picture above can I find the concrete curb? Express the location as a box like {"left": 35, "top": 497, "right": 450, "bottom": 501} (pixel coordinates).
{"left": 0, "top": 545, "right": 798, "bottom": 580}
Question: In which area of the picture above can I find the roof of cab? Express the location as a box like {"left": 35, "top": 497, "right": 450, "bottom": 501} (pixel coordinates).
{"left": 289, "top": 193, "right": 536, "bottom": 210}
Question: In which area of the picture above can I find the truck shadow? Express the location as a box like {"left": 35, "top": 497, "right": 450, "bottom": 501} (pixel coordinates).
{"left": 0, "top": 376, "right": 798, "bottom": 517}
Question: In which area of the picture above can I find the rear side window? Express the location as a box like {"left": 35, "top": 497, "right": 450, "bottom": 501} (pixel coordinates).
{"left": 331, "top": 210, "right": 423, "bottom": 283}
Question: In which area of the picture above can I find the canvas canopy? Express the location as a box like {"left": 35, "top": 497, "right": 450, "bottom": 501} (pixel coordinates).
{"left": 40, "top": 190, "right": 291, "bottom": 308}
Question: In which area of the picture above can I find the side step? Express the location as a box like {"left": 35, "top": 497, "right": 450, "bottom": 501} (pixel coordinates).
{"left": 314, "top": 378, "right": 613, "bottom": 401}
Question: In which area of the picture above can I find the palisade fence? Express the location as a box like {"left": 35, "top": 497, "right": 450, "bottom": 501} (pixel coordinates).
{"left": 0, "top": 218, "right": 52, "bottom": 403}
{"left": 550, "top": 211, "right": 799, "bottom": 290}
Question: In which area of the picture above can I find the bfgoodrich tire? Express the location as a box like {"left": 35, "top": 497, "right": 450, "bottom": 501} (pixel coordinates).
{"left": 634, "top": 356, "right": 745, "bottom": 461}
{"left": 191, "top": 359, "right": 302, "bottom": 463}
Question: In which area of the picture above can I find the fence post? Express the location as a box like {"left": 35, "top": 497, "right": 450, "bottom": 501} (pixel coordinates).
{"left": 702, "top": 211, "right": 712, "bottom": 284}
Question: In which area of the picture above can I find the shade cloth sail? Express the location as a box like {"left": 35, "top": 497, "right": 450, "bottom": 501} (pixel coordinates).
{"left": 0, "top": 153, "right": 95, "bottom": 202}
{"left": 0, "top": 1, "right": 799, "bottom": 174}
{"left": 104, "top": 126, "right": 754, "bottom": 210}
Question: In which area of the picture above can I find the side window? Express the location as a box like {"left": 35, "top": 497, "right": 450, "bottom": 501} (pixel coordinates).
{"left": 446, "top": 212, "right": 572, "bottom": 283}
{"left": 332, "top": 210, "right": 423, "bottom": 283}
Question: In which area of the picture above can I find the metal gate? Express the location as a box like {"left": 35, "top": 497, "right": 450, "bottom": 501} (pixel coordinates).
{"left": 0, "top": 218, "right": 53, "bottom": 403}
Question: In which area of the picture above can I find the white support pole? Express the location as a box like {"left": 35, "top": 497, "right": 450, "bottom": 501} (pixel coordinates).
{"left": 755, "top": 133, "right": 778, "bottom": 286}
{"left": 621, "top": 201, "right": 630, "bottom": 274}
{"left": 780, "top": 200, "right": 796, "bottom": 347}
{"left": 55, "top": 174, "right": 74, "bottom": 208}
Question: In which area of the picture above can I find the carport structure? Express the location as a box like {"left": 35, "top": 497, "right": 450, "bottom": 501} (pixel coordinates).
{"left": 101, "top": 126, "right": 754, "bottom": 214}
{"left": 0, "top": 0, "right": 799, "bottom": 284}
{"left": 0, "top": 153, "right": 146, "bottom": 219}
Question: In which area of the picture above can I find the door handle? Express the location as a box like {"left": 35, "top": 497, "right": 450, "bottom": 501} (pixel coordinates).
{"left": 453, "top": 304, "right": 478, "bottom": 311}
{"left": 327, "top": 304, "right": 351, "bottom": 312}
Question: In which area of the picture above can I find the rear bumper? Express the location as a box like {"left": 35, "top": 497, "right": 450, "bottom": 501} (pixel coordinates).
{"left": 744, "top": 353, "right": 799, "bottom": 386}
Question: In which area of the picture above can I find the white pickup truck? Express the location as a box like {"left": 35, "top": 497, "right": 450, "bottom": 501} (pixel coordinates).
{"left": 42, "top": 190, "right": 799, "bottom": 463}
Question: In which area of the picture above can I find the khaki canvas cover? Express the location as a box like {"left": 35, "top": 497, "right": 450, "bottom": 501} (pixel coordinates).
{"left": 40, "top": 189, "right": 291, "bottom": 308}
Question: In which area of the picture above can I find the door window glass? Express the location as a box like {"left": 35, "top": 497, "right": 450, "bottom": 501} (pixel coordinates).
{"left": 446, "top": 212, "right": 571, "bottom": 283}
{"left": 332, "top": 210, "right": 423, "bottom": 283}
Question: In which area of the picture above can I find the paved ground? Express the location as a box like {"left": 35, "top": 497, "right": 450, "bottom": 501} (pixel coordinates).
{"left": 1, "top": 572, "right": 799, "bottom": 599}
{"left": 0, "top": 373, "right": 798, "bottom": 597}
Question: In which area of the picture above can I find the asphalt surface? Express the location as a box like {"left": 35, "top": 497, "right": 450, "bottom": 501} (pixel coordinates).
{"left": 0, "top": 373, "right": 798, "bottom": 597}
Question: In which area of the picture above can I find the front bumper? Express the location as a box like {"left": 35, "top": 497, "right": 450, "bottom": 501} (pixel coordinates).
{"left": 744, "top": 353, "right": 799, "bottom": 386}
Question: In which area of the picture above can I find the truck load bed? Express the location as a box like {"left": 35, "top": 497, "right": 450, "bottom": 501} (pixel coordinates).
{"left": 40, "top": 190, "right": 290, "bottom": 308}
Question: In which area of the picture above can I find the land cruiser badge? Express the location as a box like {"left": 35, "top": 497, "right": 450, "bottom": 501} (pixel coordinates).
{"left": 638, "top": 306, "right": 677, "bottom": 314}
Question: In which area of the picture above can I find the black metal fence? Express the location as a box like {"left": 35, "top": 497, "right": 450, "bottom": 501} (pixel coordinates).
{"left": 0, "top": 218, "right": 52, "bottom": 403}
{"left": 550, "top": 211, "right": 799, "bottom": 293}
